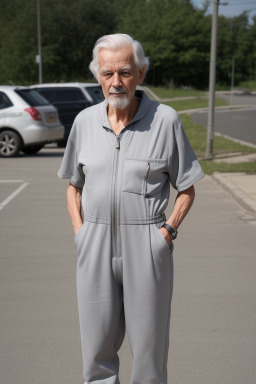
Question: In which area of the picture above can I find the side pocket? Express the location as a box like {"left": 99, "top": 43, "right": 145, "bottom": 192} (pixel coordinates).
{"left": 153, "top": 223, "right": 172, "bottom": 253}
{"left": 74, "top": 222, "right": 86, "bottom": 246}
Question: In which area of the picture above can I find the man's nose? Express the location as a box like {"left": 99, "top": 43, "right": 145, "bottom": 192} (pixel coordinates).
{"left": 112, "top": 72, "right": 122, "bottom": 87}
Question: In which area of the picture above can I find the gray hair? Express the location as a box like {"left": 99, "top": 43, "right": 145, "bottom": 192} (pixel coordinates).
{"left": 89, "top": 34, "right": 149, "bottom": 81}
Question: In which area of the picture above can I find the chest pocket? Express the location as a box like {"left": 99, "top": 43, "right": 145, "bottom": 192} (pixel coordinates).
{"left": 122, "top": 157, "right": 168, "bottom": 196}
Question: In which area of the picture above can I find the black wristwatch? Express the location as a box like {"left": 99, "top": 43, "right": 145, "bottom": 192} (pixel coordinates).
{"left": 161, "top": 223, "right": 178, "bottom": 240}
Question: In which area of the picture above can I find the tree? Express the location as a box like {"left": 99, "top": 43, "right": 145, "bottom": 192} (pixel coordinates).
{"left": 0, "top": 0, "right": 119, "bottom": 84}
{"left": 247, "top": 16, "right": 256, "bottom": 81}
{"left": 115, "top": 0, "right": 211, "bottom": 88}
{"left": 216, "top": 13, "right": 250, "bottom": 86}
{"left": 0, "top": 0, "right": 38, "bottom": 84}
{"left": 0, "top": 0, "right": 255, "bottom": 88}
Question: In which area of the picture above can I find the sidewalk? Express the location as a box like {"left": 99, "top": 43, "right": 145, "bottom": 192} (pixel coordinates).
{"left": 212, "top": 172, "right": 256, "bottom": 216}
{"left": 210, "top": 153, "right": 256, "bottom": 216}
{"left": 178, "top": 103, "right": 256, "bottom": 115}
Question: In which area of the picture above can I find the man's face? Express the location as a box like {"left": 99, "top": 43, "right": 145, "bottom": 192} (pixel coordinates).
{"left": 98, "top": 47, "right": 146, "bottom": 110}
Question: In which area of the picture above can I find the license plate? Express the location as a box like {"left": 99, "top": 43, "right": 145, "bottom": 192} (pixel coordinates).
{"left": 46, "top": 112, "right": 57, "bottom": 123}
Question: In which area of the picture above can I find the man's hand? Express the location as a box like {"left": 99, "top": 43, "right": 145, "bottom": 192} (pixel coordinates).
{"left": 73, "top": 221, "right": 83, "bottom": 236}
{"left": 159, "top": 227, "right": 173, "bottom": 247}
{"left": 162, "top": 186, "right": 195, "bottom": 244}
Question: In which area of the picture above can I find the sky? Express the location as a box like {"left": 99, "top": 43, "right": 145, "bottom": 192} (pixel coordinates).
{"left": 191, "top": 0, "right": 256, "bottom": 23}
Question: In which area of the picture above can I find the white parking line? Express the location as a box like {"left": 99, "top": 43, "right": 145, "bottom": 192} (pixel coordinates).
{"left": 0, "top": 180, "right": 29, "bottom": 211}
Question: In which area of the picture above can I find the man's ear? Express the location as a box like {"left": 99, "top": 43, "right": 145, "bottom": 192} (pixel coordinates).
{"left": 137, "top": 64, "right": 147, "bottom": 85}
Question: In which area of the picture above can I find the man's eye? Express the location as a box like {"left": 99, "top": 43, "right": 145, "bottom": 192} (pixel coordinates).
{"left": 104, "top": 73, "right": 112, "bottom": 78}
{"left": 121, "top": 71, "right": 130, "bottom": 77}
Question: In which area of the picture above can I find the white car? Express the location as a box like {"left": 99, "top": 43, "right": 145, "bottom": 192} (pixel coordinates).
{"left": 0, "top": 86, "right": 64, "bottom": 157}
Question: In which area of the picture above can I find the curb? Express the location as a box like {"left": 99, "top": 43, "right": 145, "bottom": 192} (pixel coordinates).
{"left": 178, "top": 104, "right": 256, "bottom": 115}
{"left": 211, "top": 173, "right": 256, "bottom": 216}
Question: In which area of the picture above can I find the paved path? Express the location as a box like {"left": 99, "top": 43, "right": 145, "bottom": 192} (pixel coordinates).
{"left": 191, "top": 108, "right": 256, "bottom": 146}
{"left": 1, "top": 147, "right": 256, "bottom": 384}
{"left": 212, "top": 172, "right": 256, "bottom": 216}
{"left": 216, "top": 92, "right": 256, "bottom": 107}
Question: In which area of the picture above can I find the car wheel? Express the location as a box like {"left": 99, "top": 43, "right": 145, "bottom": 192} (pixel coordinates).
{"left": 22, "top": 145, "right": 44, "bottom": 154}
{"left": 0, "top": 130, "right": 22, "bottom": 157}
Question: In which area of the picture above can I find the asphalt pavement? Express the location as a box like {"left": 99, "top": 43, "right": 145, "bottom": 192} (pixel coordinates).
{"left": 216, "top": 91, "right": 256, "bottom": 107}
{"left": 1, "top": 146, "right": 256, "bottom": 384}
{"left": 187, "top": 92, "right": 256, "bottom": 147}
{"left": 191, "top": 108, "right": 256, "bottom": 146}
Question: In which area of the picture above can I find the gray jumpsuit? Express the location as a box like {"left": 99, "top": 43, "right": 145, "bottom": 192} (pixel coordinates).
{"left": 58, "top": 91, "right": 204, "bottom": 384}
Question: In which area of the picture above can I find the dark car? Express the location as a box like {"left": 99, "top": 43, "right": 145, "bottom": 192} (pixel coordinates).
{"left": 31, "top": 83, "right": 104, "bottom": 145}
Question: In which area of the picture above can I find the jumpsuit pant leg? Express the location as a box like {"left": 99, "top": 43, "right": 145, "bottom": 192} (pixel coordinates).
{"left": 121, "top": 223, "right": 174, "bottom": 384}
{"left": 75, "top": 221, "right": 125, "bottom": 384}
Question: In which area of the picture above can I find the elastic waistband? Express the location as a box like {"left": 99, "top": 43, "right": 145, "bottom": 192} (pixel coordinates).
{"left": 83, "top": 213, "right": 166, "bottom": 225}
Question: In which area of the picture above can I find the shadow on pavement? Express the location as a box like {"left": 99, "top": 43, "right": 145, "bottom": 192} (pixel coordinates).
{"left": 18, "top": 145, "right": 65, "bottom": 158}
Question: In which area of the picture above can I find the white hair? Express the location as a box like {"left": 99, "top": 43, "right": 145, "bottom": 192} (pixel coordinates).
{"left": 89, "top": 34, "right": 150, "bottom": 81}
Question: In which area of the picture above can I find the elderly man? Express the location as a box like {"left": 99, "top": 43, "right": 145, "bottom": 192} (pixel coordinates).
{"left": 58, "top": 34, "right": 204, "bottom": 384}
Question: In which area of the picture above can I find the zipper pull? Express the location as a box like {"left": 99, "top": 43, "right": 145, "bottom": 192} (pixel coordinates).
{"left": 143, "top": 162, "right": 150, "bottom": 197}
{"left": 116, "top": 136, "right": 120, "bottom": 150}
{"left": 145, "top": 162, "right": 150, "bottom": 179}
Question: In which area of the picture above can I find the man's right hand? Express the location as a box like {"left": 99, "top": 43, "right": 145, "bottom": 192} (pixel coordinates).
{"left": 73, "top": 221, "right": 83, "bottom": 235}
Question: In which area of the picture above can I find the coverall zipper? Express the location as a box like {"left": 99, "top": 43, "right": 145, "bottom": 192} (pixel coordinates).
{"left": 112, "top": 134, "right": 121, "bottom": 257}
{"left": 143, "top": 161, "right": 150, "bottom": 196}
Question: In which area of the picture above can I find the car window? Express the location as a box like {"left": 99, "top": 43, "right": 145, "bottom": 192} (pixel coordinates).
{"left": 0, "top": 91, "right": 13, "bottom": 109}
{"left": 15, "top": 89, "right": 50, "bottom": 106}
{"left": 36, "top": 89, "right": 56, "bottom": 102}
{"left": 85, "top": 86, "right": 104, "bottom": 103}
{"left": 54, "top": 88, "right": 85, "bottom": 102}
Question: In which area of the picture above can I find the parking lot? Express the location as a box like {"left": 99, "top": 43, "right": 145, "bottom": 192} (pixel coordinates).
{"left": 1, "top": 146, "right": 256, "bottom": 384}
{"left": 0, "top": 146, "right": 82, "bottom": 383}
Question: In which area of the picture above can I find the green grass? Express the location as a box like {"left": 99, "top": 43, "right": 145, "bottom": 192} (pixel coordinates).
{"left": 144, "top": 85, "right": 228, "bottom": 110}
{"left": 147, "top": 82, "right": 256, "bottom": 96}
{"left": 180, "top": 115, "right": 256, "bottom": 175}
{"left": 215, "top": 84, "right": 231, "bottom": 91}
{"left": 146, "top": 86, "right": 206, "bottom": 98}
{"left": 199, "top": 161, "right": 256, "bottom": 175}
{"left": 165, "top": 97, "right": 228, "bottom": 111}
{"left": 237, "top": 80, "right": 256, "bottom": 91}
{"left": 215, "top": 80, "right": 256, "bottom": 92}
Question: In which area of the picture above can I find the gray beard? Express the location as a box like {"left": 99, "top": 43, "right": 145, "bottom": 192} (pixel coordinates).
{"left": 107, "top": 95, "right": 130, "bottom": 110}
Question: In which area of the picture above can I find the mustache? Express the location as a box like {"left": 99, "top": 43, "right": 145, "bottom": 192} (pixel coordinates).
{"left": 109, "top": 87, "right": 126, "bottom": 94}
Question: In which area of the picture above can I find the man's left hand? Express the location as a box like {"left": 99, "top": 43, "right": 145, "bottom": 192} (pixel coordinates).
{"left": 159, "top": 227, "right": 173, "bottom": 247}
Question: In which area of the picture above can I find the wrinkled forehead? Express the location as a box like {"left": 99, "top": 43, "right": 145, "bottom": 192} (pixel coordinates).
{"left": 98, "top": 47, "right": 136, "bottom": 71}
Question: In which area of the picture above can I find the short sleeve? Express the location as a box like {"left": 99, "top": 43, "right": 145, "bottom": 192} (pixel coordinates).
{"left": 168, "top": 115, "right": 204, "bottom": 191}
{"left": 57, "top": 123, "right": 85, "bottom": 188}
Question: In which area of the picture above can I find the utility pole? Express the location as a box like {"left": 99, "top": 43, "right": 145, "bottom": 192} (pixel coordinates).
{"left": 37, "top": 0, "right": 43, "bottom": 83}
{"left": 230, "top": 55, "right": 235, "bottom": 106}
{"left": 230, "top": 19, "right": 234, "bottom": 106}
{"left": 205, "top": 0, "right": 220, "bottom": 160}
